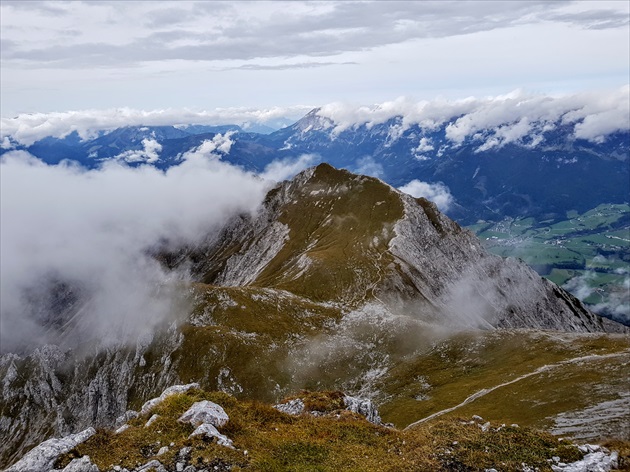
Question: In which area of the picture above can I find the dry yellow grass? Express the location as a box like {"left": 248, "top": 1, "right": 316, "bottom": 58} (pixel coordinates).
{"left": 59, "top": 388, "right": 597, "bottom": 472}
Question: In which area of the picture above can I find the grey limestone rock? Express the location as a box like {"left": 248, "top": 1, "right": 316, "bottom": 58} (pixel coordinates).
{"left": 135, "top": 460, "right": 166, "bottom": 472}
{"left": 343, "top": 395, "right": 381, "bottom": 424}
{"left": 551, "top": 449, "right": 618, "bottom": 472}
{"left": 1, "top": 329, "right": 184, "bottom": 467}
{"left": 5, "top": 427, "right": 96, "bottom": 472}
{"left": 189, "top": 423, "right": 234, "bottom": 448}
{"left": 57, "top": 455, "right": 100, "bottom": 472}
{"left": 115, "top": 410, "right": 138, "bottom": 428}
{"left": 273, "top": 398, "right": 305, "bottom": 416}
{"left": 177, "top": 400, "right": 229, "bottom": 428}
{"left": 145, "top": 414, "right": 159, "bottom": 428}
{"left": 274, "top": 395, "right": 382, "bottom": 425}
{"left": 178, "top": 446, "right": 192, "bottom": 459}
{"left": 114, "top": 424, "right": 130, "bottom": 434}
{"left": 140, "top": 383, "right": 200, "bottom": 415}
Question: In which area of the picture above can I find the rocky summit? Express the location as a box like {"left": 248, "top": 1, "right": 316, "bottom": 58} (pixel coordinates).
{"left": 1, "top": 164, "right": 628, "bottom": 469}
{"left": 185, "top": 163, "right": 621, "bottom": 333}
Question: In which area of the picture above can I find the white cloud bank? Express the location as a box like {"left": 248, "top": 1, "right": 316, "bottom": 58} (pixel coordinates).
{"left": 317, "top": 86, "right": 630, "bottom": 148}
{"left": 261, "top": 154, "right": 318, "bottom": 182}
{"left": 1, "top": 106, "right": 312, "bottom": 146}
{"left": 4, "top": 87, "right": 626, "bottom": 150}
{"left": 178, "top": 132, "right": 236, "bottom": 161}
{"left": 0, "top": 136, "right": 308, "bottom": 353}
{"left": 398, "top": 180, "right": 454, "bottom": 212}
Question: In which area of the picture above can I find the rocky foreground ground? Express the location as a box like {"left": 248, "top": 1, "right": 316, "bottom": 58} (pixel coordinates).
{"left": 6, "top": 384, "right": 626, "bottom": 472}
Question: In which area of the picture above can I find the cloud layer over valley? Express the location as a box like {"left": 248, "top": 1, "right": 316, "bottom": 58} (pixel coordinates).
{"left": 316, "top": 86, "right": 630, "bottom": 147}
{"left": 2, "top": 87, "right": 628, "bottom": 150}
{"left": 1, "top": 106, "right": 313, "bottom": 147}
{"left": 0, "top": 136, "right": 311, "bottom": 353}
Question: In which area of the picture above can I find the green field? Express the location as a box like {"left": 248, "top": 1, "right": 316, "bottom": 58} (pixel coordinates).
{"left": 468, "top": 203, "right": 630, "bottom": 321}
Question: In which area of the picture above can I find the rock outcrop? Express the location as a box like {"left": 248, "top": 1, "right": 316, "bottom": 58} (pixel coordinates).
{"left": 177, "top": 400, "right": 229, "bottom": 428}
{"left": 4, "top": 427, "right": 95, "bottom": 472}
{"left": 274, "top": 392, "right": 382, "bottom": 425}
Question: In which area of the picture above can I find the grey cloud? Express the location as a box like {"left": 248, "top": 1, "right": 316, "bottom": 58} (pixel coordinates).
{"left": 228, "top": 61, "right": 357, "bottom": 71}
{"left": 544, "top": 9, "right": 630, "bottom": 30}
{"left": 144, "top": 2, "right": 233, "bottom": 28}
{"left": 144, "top": 7, "right": 200, "bottom": 28}
{"left": 353, "top": 156, "right": 384, "bottom": 178}
{"left": 317, "top": 86, "right": 630, "bottom": 145}
{"left": 2, "top": 87, "right": 627, "bottom": 146}
{"left": 0, "top": 145, "right": 329, "bottom": 353}
{"left": 0, "top": 105, "right": 314, "bottom": 145}
{"left": 5, "top": 0, "right": 615, "bottom": 70}
{"left": 1, "top": 0, "right": 69, "bottom": 16}
{"left": 1, "top": 141, "right": 319, "bottom": 353}
{"left": 398, "top": 180, "right": 454, "bottom": 212}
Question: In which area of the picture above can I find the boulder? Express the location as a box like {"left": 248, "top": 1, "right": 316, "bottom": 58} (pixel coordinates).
{"left": 139, "top": 383, "right": 200, "bottom": 415}
{"left": 114, "top": 410, "right": 139, "bottom": 428}
{"left": 178, "top": 400, "right": 229, "bottom": 428}
{"left": 135, "top": 460, "right": 167, "bottom": 472}
{"left": 189, "top": 423, "right": 234, "bottom": 448}
{"left": 145, "top": 414, "right": 159, "bottom": 427}
{"left": 5, "top": 428, "right": 96, "bottom": 472}
{"left": 57, "top": 455, "right": 99, "bottom": 472}
{"left": 273, "top": 398, "right": 305, "bottom": 416}
{"left": 551, "top": 450, "right": 619, "bottom": 472}
{"left": 344, "top": 395, "right": 381, "bottom": 424}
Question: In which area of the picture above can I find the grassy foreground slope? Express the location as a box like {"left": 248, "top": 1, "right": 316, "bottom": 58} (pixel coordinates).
{"left": 376, "top": 330, "right": 629, "bottom": 440}
{"left": 61, "top": 388, "right": 606, "bottom": 472}
{"left": 156, "top": 288, "right": 630, "bottom": 444}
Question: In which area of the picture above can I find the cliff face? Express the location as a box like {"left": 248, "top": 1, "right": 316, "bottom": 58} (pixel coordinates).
{"left": 0, "top": 329, "right": 183, "bottom": 467}
{"left": 1, "top": 164, "right": 625, "bottom": 467}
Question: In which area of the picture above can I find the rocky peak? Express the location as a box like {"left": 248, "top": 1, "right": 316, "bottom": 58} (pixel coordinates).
{"left": 192, "top": 163, "right": 624, "bottom": 333}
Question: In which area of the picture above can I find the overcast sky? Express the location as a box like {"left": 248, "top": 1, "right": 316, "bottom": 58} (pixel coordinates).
{"left": 1, "top": 0, "right": 629, "bottom": 118}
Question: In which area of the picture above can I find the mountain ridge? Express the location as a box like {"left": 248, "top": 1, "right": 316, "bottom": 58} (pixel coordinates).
{"left": 0, "top": 163, "right": 626, "bottom": 467}
{"left": 181, "top": 163, "right": 623, "bottom": 333}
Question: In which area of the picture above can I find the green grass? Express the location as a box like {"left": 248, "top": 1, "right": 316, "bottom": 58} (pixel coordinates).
{"left": 547, "top": 268, "right": 575, "bottom": 286}
{"left": 468, "top": 203, "right": 630, "bottom": 313}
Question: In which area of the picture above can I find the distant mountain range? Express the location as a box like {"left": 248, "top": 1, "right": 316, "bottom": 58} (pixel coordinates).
{"left": 3, "top": 108, "right": 628, "bottom": 226}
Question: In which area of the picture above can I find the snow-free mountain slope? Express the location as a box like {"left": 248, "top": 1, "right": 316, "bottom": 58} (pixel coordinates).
{"left": 1, "top": 164, "right": 627, "bottom": 467}
{"left": 186, "top": 163, "right": 622, "bottom": 333}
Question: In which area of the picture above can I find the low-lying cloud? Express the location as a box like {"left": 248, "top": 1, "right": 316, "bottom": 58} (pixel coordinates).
{"left": 114, "top": 137, "right": 162, "bottom": 164}
{"left": 261, "top": 154, "right": 318, "bottom": 182}
{"left": 1, "top": 106, "right": 313, "bottom": 146}
{"left": 563, "top": 271, "right": 629, "bottom": 324}
{"left": 0, "top": 138, "right": 304, "bottom": 354}
{"left": 3, "top": 87, "right": 628, "bottom": 151}
{"left": 398, "top": 180, "right": 454, "bottom": 212}
{"left": 317, "top": 86, "right": 630, "bottom": 148}
{"left": 353, "top": 156, "right": 384, "bottom": 179}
